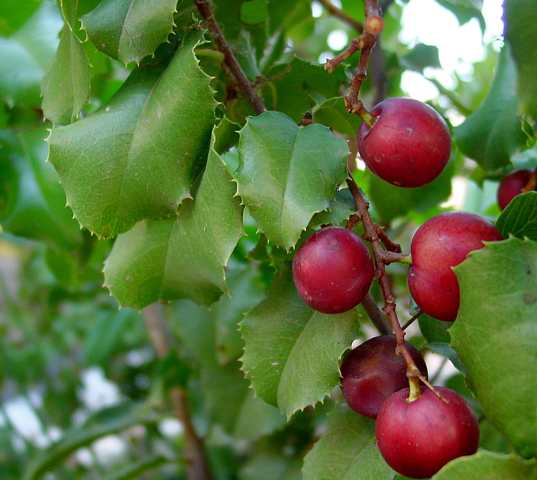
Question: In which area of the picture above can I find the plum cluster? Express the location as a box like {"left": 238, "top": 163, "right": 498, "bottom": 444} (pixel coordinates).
{"left": 291, "top": 97, "right": 506, "bottom": 478}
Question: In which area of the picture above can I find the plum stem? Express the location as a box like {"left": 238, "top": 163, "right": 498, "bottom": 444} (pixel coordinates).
{"left": 194, "top": 0, "right": 266, "bottom": 114}
{"left": 407, "top": 376, "right": 421, "bottom": 402}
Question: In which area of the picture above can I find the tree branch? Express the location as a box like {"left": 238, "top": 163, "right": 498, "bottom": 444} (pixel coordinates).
{"left": 347, "top": 180, "right": 441, "bottom": 400}
{"left": 362, "top": 293, "right": 390, "bottom": 334}
{"left": 194, "top": 0, "right": 266, "bottom": 114}
{"left": 322, "top": 2, "right": 440, "bottom": 400}
{"left": 144, "top": 304, "right": 212, "bottom": 480}
{"left": 317, "top": 0, "right": 363, "bottom": 33}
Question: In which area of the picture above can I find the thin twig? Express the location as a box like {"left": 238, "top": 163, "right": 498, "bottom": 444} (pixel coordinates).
{"left": 194, "top": 0, "right": 266, "bottom": 114}
{"left": 375, "top": 225, "right": 402, "bottom": 253}
{"left": 321, "top": 0, "right": 391, "bottom": 111}
{"left": 317, "top": 0, "right": 363, "bottom": 32}
{"left": 402, "top": 309, "right": 422, "bottom": 330}
{"left": 362, "top": 293, "right": 390, "bottom": 334}
{"left": 144, "top": 304, "right": 212, "bottom": 480}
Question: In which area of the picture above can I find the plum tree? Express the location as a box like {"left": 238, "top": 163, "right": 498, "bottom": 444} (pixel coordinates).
{"left": 408, "top": 212, "right": 503, "bottom": 321}
{"left": 376, "top": 387, "right": 479, "bottom": 478}
{"left": 292, "top": 227, "right": 374, "bottom": 314}
{"left": 497, "top": 170, "right": 535, "bottom": 209}
{"left": 358, "top": 97, "right": 451, "bottom": 188}
{"left": 340, "top": 335, "right": 428, "bottom": 418}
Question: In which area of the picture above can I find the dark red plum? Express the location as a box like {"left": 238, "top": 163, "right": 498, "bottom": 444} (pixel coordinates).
{"left": 340, "top": 335, "right": 428, "bottom": 418}
{"left": 358, "top": 97, "right": 451, "bottom": 188}
{"left": 408, "top": 212, "right": 503, "bottom": 321}
{"left": 292, "top": 227, "right": 374, "bottom": 314}
{"left": 376, "top": 387, "right": 479, "bottom": 478}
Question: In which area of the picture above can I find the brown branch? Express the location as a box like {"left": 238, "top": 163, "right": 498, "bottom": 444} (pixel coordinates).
{"left": 194, "top": 0, "right": 266, "bottom": 114}
{"left": 317, "top": 0, "right": 363, "bottom": 32}
{"left": 375, "top": 224, "right": 401, "bottom": 253}
{"left": 347, "top": 180, "right": 441, "bottom": 401}
{"left": 344, "top": 1, "right": 383, "bottom": 123}
{"left": 144, "top": 304, "right": 213, "bottom": 480}
{"left": 362, "top": 293, "right": 390, "bottom": 334}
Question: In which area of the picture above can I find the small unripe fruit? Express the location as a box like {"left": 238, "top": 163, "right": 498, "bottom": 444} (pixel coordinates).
{"left": 358, "top": 97, "right": 451, "bottom": 188}
{"left": 408, "top": 212, "right": 503, "bottom": 321}
{"left": 292, "top": 227, "right": 374, "bottom": 314}
{"left": 497, "top": 170, "right": 534, "bottom": 210}
{"left": 376, "top": 387, "right": 479, "bottom": 478}
{"left": 340, "top": 335, "right": 428, "bottom": 418}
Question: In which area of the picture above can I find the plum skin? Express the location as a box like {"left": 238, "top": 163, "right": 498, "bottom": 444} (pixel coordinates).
{"left": 358, "top": 97, "right": 451, "bottom": 188}
{"left": 376, "top": 387, "right": 479, "bottom": 479}
{"left": 497, "top": 170, "right": 533, "bottom": 210}
{"left": 408, "top": 212, "right": 503, "bottom": 321}
{"left": 292, "top": 227, "right": 374, "bottom": 314}
{"left": 340, "top": 335, "right": 428, "bottom": 418}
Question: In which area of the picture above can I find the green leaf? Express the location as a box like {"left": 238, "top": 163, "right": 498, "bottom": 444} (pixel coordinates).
{"left": 267, "top": 58, "right": 343, "bottom": 122}
{"left": 418, "top": 314, "right": 451, "bottom": 344}
{"left": 0, "top": 0, "right": 42, "bottom": 36}
{"left": 232, "top": 391, "right": 285, "bottom": 441}
{"left": 175, "top": 300, "right": 284, "bottom": 440}
{"left": 451, "top": 238, "right": 537, "bottom": 457}
{"left": 214, "top": 265, "right": 266, "bottom": 364}
{"left": 433, "top": 451, "right": 536, "bottom": 480}
{"left": 367, "top": 158, "right": 454, "bottom": 222}
{"left": 81, "top": 0, "right": 178, "bottom": 64}
{"left": 104, "top": 124, "right": 243, "bottom": 308}
{"left": 107, "top": 456, "right": 171, "bottom": 480}
{"left": 455, "top": 46, "right": 526, "bottom": 172}
{"left": 0, "top": 128, "right": 82, "bottom": 249}
{"left": 48, "top": 32, "right": 216, "bottom": 238}
{"left": 240, "top": 452, "right": 301, "bottom": 480}
{"left": 436, "top": 0, "right": 485, "bottom": 32}
{"left": 401, "top": 43, "right": 441, "bottom": 72}
{"left": 83, "top": 309, "right": 139, "bottom": 364}
{"left": 24, "top": 402, "right": 159, "bottom": 480}
{"left": 312, "top": 97, "right": 360, "bottom": 138}
{"left": 236, "top": 111, "right": 348, "bottom": 249}
{"left": 505, "top": 0, "right": 537, "bottom": 120}
{"left": 497, "top": 191, "right": 537, "bottom": 241}
{"left": 309, "top": 189, "right": 355, "bottom": 229}
{"left": 42, "top": 25, "right": 90, "bottom": 124}
{"left": 0, "top": 2, "right": 61, "bottom": 107}
{"left": 240, "top": 271, "right": 358, "bottom": 418}
{"left": 241, "top": 0, "right": 269, "bottom": 25}
{"left": 303, "top": 405, "right": 394, "bottom": 480}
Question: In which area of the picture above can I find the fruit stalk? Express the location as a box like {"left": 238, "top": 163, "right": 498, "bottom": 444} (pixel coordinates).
{"left": 194, "top": 0, "right": 266, "bottom": 114}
